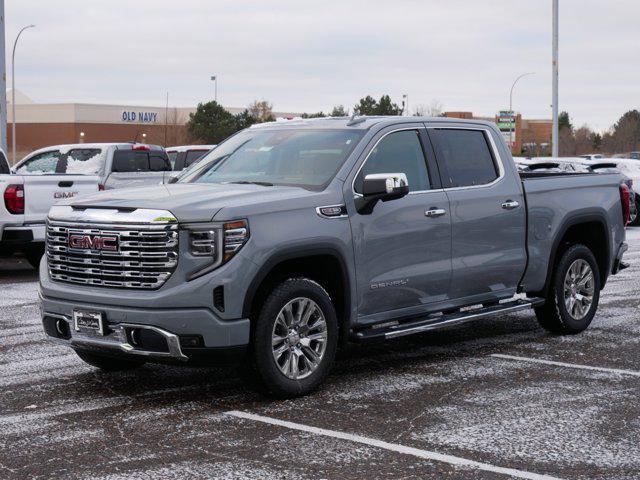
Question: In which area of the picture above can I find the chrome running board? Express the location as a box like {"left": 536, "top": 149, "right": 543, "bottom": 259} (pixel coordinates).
{"left": 352, "top": 298, "right": 545, "bottom": 343}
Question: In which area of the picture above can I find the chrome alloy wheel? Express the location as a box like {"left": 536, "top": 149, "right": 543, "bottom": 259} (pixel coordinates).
{"left": 563, "top": 259, "right": 595, "bottom": 320}
{"left": 271, "top": 297, "right": 328, "bottom": 380}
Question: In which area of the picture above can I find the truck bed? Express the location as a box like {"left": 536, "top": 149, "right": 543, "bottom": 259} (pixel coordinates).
{"left": 519, "top": 172, "right": 626, "bottom": 293}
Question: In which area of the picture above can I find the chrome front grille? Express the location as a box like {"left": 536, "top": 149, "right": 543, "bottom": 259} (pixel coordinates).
{"left": 46, "top": 220, "right": 179, "bottom": 289}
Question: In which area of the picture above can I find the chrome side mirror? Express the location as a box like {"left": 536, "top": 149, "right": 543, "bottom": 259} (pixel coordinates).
{"left": 356, "top": 173, "right": 409, "bottom": 214}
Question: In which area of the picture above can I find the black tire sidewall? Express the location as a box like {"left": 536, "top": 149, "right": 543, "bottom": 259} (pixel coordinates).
{"left": 552, "top": 244, "right": 600, "bottom": 333}
{"left": 252, "top": 278, "right": 338, "bottom": 397}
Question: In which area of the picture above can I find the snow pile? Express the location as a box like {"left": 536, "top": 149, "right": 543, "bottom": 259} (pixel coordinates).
{"left": 66, "top": 151, "right": 105, "bottom": 174}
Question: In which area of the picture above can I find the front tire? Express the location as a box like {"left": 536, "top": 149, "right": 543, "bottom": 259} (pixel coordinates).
{"left": 75, "top": 349, "right": 145, "bottom": 371}
{"left": 535, "top": 244, "right": 600, "bottom": 335}
{"left": 249, "top": 278, "right": 338, "bottom": 398}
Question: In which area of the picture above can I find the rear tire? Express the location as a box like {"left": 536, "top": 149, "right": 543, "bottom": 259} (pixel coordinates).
{"left": 535, "top": 244, "right": 600, "bottom": 335}
{"left": 75, "top": 350, "right": 145, "bottom": 371}
{"left": 247, "top": 277, "right": 338, "bottom": 398}
{"left": 24, "top": 243, "right": 45, "bottom": 270}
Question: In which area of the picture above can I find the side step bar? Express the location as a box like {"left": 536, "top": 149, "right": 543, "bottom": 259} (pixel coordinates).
{"left": 352, "top": 297, "right": 545, "bottom": 343}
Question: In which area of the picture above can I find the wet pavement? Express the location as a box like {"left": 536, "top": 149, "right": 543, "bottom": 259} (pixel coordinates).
{"left": 1, "top": 230, "right": 640, "bottom": 479}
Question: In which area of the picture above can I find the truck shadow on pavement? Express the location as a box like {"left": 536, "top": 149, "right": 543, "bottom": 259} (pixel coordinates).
{"left": 62, "top": 313, "right": 547, "bottom": 407}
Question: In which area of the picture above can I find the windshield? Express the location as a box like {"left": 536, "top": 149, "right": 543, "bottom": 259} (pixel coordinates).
{"left": 179, "top": 129, "right": 363, "bottom": 189}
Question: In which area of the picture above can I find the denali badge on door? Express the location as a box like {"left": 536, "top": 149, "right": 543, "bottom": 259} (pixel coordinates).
{"left": 73, "top": 310, "right": 105, "bottom": 335}
{"left": 68, "top": 234, "right": 119, "bottom": 252}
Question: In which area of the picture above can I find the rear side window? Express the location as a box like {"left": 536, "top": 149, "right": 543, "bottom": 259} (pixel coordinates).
{"left": 430, "top": 129, "right": 499, "bottom": 187}
{"left": 184, "top": 150, "right": 208, "bottom": 168}
{"left": 15, "top": 151, "right": 62, "bottom": 174}
{"left": 64, "top": 148, "right": 103, "bottom": 174}
{"left": 355, "top": 130, "right": 430, "bottom": 193}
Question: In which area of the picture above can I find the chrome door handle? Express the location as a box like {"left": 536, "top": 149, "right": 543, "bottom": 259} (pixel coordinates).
{"left": 425, "top": 208, "right": 446, "bottom": 218}
{"left": 501, "top": 200, "right": 520, "bottom": 210}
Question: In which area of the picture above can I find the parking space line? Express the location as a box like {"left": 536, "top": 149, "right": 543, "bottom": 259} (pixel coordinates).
{"left": 225, "top": 410, "right": 562, "bottom": 480}
{"left": 491, "top": 354, "right": 640, "bottom": 377}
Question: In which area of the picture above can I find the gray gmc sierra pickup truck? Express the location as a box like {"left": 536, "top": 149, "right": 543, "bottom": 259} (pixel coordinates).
{"left": 40, "top": 116, "right": 630, "bottom": 397}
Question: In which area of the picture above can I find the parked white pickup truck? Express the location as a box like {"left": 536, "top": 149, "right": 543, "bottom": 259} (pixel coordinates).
{"left": 1, "top": 148, "right": 100, "bottom": 268}
{"left": 13, "top": 143, "right": 173, "bottom": 190}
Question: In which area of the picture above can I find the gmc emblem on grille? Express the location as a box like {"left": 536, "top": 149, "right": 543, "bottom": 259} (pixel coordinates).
{"left": 68, "top": 234, "right": 119, "bottom": 251}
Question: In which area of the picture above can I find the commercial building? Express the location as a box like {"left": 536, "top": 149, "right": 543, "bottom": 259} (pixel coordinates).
{"left": 444, "top": 111, "right": 552, "bottom": 156}
{"left": 5, "top": 91, "right": 552, "bottom": 163}
{"left": 6, "top": 90, "right": 299, "bottom": 163}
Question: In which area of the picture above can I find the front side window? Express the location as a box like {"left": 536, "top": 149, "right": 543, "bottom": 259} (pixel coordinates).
{"left": 167, "top": 151, "right": 178, "bottom": 169}
{"left": 181, "top": 129, "right": 363, "bottom": 189}
{"left": 354, "top": 130, "right": 430, "bottom": 193}
{"left": 431, "top": 129, "right": 499, "bottom": 187}
{"left": 16, "top": 151, "right": 61, "bottom": 174}
{"left": 184, "top": 149, "right": 209, "bottom": 168}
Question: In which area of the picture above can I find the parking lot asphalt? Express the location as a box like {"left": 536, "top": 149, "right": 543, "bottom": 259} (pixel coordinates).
{"left": 1, "top": 230, "right": 640, "bottom": 480}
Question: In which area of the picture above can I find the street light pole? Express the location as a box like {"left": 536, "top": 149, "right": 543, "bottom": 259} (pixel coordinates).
{"left": 11, "top": 24, "right": 35, "bottom": 163}
{"left": 509, "top": 72, "right": 535, "bottom": 150}
{"left": 211, "top": 75, "right": 217, "bottom": 103}
{"left": 552, "top": 0, "right": 559, "bottom": 157}
{"left": 0, "top": 0, "right": 8, "bottom": 153}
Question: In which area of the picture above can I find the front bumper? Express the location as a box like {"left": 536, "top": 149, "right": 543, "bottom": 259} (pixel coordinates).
{"left": 40, "top": 292, "right": 251, "bottom": 364}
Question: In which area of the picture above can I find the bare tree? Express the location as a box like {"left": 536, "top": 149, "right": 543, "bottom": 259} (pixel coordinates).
{"left": 248, "top": 100, "right": 275, "bottom": 122}
{"left": 413, "top": 99, "right": 443, "bottom": 117}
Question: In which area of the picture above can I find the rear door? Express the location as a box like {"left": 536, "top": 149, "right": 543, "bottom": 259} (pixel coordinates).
{"left": 105, "top": 149, "right": 171, "bottom": 189}
{"left": 428, "top": 126, "right": 526, "bottom": 303}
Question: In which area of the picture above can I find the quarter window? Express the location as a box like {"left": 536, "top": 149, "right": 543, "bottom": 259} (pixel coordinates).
{"left": 355, "top": 130, "right": 430, "bottom": 193}
{"left": 430, "top": 129, "right": 499, "bottom": 187}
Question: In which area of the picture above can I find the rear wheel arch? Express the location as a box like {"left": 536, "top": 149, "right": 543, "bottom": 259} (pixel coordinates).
{"left": 541, "top": 213, "right": 610, "bottom": 296}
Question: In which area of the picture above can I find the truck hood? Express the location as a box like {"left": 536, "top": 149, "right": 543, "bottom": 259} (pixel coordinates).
{"left": 61, "top": 183, "right": 325, "bottom": 222}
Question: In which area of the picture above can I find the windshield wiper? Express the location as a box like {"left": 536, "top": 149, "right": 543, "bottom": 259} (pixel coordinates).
{"left": 228, "top": 180, "right": 274, "bottom": 187}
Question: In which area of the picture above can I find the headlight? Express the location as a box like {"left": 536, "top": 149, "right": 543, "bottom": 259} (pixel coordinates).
{"left": 223, "top": 220, "right": 249, "bottom": 262}
{"left": 186, "top": 219, "right": 249, "bottom": 280}
{"left": 189, "top": 230, "right": 217, "bottom": 256}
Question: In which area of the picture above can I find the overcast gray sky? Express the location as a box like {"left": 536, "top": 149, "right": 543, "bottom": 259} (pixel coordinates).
{"left": 5, "top": 0, "right": 639, "bottom": 131}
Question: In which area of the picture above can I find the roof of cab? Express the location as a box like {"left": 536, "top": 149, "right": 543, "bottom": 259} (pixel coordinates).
{"left": 17, "top": 143, "right": 164, "bottom": 163}
{"left": 248, "top": 115, "right": 498, "bottom": 130}
{"left": 165, "top": 145, "right": 216, "bottom": 152}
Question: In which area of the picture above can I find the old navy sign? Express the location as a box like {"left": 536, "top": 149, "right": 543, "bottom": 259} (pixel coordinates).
{"left": 121, "top": 111, "right": 158, "bottom": 123}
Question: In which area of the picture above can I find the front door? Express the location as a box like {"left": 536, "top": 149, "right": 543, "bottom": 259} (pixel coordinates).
{"left": 347, "top": 126, "right": 452, "bottom": 323}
